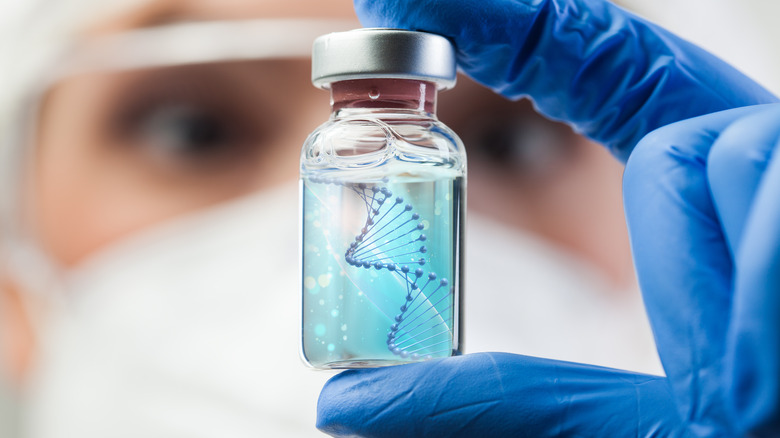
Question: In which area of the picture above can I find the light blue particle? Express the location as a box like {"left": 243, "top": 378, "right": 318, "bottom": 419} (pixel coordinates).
{"left": 314, "top": 324, "right": 326, "bottom": 337}
{"left": 327, "top": 344, "right": 335, "bottom": 352}
{"left": 331, "top": 309, "right": 339, "bottom": 317}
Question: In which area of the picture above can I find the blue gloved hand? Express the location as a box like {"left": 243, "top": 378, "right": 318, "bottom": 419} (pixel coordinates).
{"left": 316, "top": 0, "right": 780, "bottom": 437}
{"left": 624, "top": 103, "right": 780, "bottom": 437}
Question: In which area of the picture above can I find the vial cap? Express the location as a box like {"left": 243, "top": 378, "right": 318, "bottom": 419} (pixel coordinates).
{"left": 312, "top": 28, "right": 456, "bottom": 89}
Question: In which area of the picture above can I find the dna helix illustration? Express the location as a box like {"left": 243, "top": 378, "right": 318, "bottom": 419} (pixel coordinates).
{"left": 343, "top": 183, "right": 453, "bottom": 360}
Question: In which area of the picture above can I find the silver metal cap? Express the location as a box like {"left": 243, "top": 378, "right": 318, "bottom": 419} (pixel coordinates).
{"left": 311, "top": 28, "right": 456, "bottom": 89}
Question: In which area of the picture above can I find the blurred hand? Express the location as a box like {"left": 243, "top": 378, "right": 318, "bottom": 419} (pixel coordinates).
{"left": 315, "top": 0, "right": 780, "bottom": 436}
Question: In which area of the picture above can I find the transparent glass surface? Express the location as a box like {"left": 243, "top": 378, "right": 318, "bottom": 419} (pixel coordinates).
{"left": 301, "top": 107, "right": 466, "bottom": 369}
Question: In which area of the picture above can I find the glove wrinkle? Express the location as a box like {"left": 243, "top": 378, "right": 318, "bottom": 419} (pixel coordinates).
{"left": 427, "top": 400, "right": 502, "bottom": 436}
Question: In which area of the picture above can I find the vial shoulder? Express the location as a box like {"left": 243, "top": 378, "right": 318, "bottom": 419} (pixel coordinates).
{"left": 301, "top": 113, "right": 466, "bottom": 178}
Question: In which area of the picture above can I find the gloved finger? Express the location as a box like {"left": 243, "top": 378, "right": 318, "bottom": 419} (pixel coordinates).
{"left": 354, "top": 0, "right": 777, "bottom": 161}
{"left": 317, "top": 352, "right": 684, "bottom": 437}
{"left": 622, "top": 105, "right": 772, "bottom": 435}
{"left": 707, "top": 105, "right": 780, "bottom": 256}
{"left": 719, "top": 113, "right": 780, "bottom": 436}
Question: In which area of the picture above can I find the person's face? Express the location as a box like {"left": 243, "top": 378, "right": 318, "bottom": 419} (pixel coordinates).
{"left": 29, "top": 0, "right": 356, "bottom": 266}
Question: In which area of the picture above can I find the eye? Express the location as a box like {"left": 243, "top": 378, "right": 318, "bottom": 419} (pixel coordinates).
{"left": 469, "top": 120, "right": 518, "bottom": 163}
{"left": 103, "top": 67, "right": 271, "bottom": 172}
{"left": 134, "top": 103, "right": 236, "bottom": 157}
{"left": 458, "top": 113, "right": 574, "bottom": 173}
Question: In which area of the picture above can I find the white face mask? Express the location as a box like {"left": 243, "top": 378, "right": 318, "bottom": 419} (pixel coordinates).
{"left": 19, "top": 182, "right": 333, "bottom": 438}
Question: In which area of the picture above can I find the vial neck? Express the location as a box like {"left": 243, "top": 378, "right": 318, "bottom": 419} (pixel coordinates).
{"left": 330, "top": 79, "right": 437, "bottom": 115}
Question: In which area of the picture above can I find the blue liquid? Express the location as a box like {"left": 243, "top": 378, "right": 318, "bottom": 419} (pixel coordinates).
{"left": 301, "top": 175, "right": 463, "bottom": 368}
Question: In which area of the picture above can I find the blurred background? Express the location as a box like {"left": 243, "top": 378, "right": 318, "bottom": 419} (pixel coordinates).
{"left": 0, "top": 0, "right": 778, "bottom": 437}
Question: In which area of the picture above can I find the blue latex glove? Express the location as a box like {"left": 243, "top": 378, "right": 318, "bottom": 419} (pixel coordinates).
{"left": 624, "top": 104, "right": 780, "bottom": 437}
{"left": 316, "top": 0, "right": 780, "bottom": 436}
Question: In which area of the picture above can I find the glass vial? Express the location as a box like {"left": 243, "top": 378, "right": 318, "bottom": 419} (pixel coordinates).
{"left": 300, "top": 29, "right": 466, "bottom": 369}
